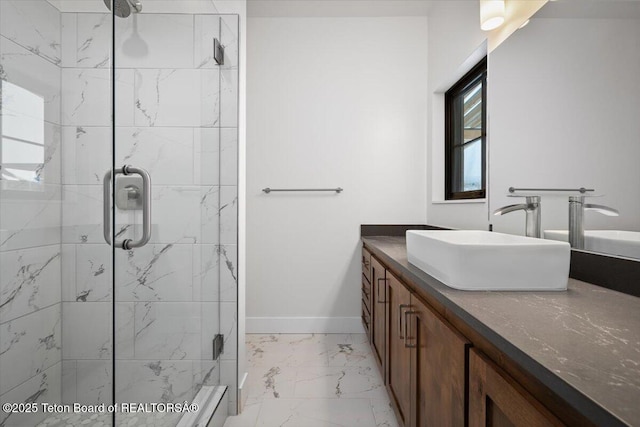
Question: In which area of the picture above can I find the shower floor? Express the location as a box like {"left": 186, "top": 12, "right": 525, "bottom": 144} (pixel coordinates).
{"left": 36, "top": 411, "right": 179, "bottom": 427}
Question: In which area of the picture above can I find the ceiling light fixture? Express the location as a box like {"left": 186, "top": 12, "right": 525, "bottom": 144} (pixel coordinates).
{"left": 480, "top": 0, "right": 506, "bottom": 31}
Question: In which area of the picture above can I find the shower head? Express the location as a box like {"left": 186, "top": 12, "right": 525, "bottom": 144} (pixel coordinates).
{"left": 103, "top": 0, "right": 142, "bottom": 18}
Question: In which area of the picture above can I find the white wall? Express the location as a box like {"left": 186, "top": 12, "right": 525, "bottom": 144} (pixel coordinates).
{"left": 489, "top": 17, "right": 640, "bottom": 235}
{"left": 246, "top": 16, "right": 428, "bottom": 332}
{"left": 426, "top": 2, "right": 490, "bottom": 230}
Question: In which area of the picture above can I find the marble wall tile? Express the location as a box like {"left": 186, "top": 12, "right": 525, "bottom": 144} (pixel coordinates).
{"left": 0, "top": 184, "right": 61, "bottom": 252}
{"left": 0, "top": 304, "right": 62, "bottom": 395}
{"left": 61, "top": 126, "right": 111, "bottom": 185}
{"left": 0, "top": 0, "right": 62, "bottom": 66}
{"left": 193, "top": 244, "right": 219, "bottom": 302}
{"left": 76, "top": 360, "right": 113, "bottom": 405}
{"left": 116, "top": 14, "right": 194, "bottom": 69}
{"left": 76, "top": 13, "right": 111, "bottom": 69}
{"left": 201, "top": 302, "right": 220, "bottom": 360}
{"left": 221, "top": 68, "right": 238, "bottom": 127}
{"left": 115, "top": 359, "right": 194, "bottom": 403}
{"left": 62, "top": 302, "right": 112, "bottom": 360}
{"left": 219, "top": 245, "right": 238, "bottom": 302}
{"left": 75, "top": 244, "right": 111, "bottom": 302}
{"left": 194, "top": 128, "right": 220, "bottom": 186}
{"left": 134, "top": 69, "right": 219, "bottom": 127}
{"left": 1, "top": 37, "right": 61, "bottom": 125}
{"left": 0, "top": 245, "right": 61, "bottom": 323}
{"left": 0, "top": 362, "right": 61, "bottom": 427}
{"left": 220, "top": 186, "right": 238, "bottom": 245}
{"left": 60, "top": 13, "right": 78, "bottom": 67}
{"left": 60, "top": 244, "right": 76, "bottom": 302}
{"left": 116, "top": 302, "right": 135, "bottom": 359}
{"left": 220, "top": 15, "right": 240, "bottom": 71}
{"left": 220, "top": 128, "right": 238, "bottom": 186}
{"left": 220, "top": 301, "right": 237, "bottom": 361}
{"left": 143, "top": 186, "right": 202, "bottom": 244}
{"left": 61, "top": 360, "right": 77, "bottom": 404}
{"left": 62, "top": 68, "right": 134, "bottom": 126}
{"left": 133, "top": 302, "right": 201, "bottom": 360}
{"left": 194, "top": 360, "right": 220, "bottom": 389}
{"left": 201, "top": 186, "right": 220, "bottom": 244}
{"left": 61, "top": 184, "right": 103, "bottom": 244}
{"left": 115, "top": 127, "right": 195, "bottom": 185}
{"left": 115, "top": 243, "right": 193, "bottom": 302}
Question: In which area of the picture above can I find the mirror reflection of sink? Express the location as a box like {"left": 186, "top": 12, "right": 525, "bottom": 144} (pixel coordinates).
{"left": 544, "top": 230, "right": 640, "bottom": 260}
{"left": 406, "top": 230, "right": 570, "bottom": 291}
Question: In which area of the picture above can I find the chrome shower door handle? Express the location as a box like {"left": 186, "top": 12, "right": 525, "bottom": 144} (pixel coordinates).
{"left": 103, "top": 165, "right": 152, "bottom": 250}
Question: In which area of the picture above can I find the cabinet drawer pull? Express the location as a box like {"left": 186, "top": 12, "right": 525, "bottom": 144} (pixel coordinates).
{"left": 404, "top": 310, "right": 417, "bottom": 348}
{"left": 398, "top": 304, "right": 411, "bottom": 339}
{"left": 376, "top": 278, "right": 388, "bottom": 303}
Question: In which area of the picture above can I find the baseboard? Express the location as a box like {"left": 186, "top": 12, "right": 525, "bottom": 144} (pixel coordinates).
{"left": 246, "top": 317, "right": 365, "bottom": 334}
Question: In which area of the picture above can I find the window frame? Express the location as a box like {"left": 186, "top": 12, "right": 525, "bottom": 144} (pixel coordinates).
{"left": 444, "top": 57, "right": 487, "bottom": 200}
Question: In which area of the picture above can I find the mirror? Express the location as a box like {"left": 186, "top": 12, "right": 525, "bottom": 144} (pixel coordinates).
{"left": 487, "top": 0, "right": 640, "bottom": 260}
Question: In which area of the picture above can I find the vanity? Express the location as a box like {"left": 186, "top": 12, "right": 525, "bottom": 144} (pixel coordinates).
{"left": 360, "top": 225, "right": 640, "bottom": 427}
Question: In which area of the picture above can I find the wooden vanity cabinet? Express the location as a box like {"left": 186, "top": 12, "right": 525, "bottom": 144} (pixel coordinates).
{"left": 370, "top": 255, "right": 387, "bottom": 375}
{"left": 385, "top": 272, "right": 469, "bottom": 427}
{"left": 469, "top": 349, "right": 564, "bottom": 427}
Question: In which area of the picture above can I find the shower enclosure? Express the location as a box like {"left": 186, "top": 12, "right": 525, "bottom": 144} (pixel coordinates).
{"left": 0, "top": 0, "right": 239, "bottom": 425}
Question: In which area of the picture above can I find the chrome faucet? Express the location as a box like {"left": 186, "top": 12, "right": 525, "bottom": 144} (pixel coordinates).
{"left": 493, "top": 196, "right": 541, "bottom": 238}
{"left": 568, "top": 196, "right": 619, "bottom": 249}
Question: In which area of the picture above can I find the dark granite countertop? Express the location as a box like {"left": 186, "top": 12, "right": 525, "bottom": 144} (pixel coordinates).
{"left": 363, "top": 235, "right": 640, "bottom": 427}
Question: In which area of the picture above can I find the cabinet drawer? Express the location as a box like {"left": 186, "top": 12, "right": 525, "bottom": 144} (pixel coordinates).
{"left": 362, "top": 248, "right": 371, "bottom": 282}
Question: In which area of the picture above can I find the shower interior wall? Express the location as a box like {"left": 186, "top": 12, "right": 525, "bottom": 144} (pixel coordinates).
{"left": 0, "top": 1, "right": 239, "bottom": 425}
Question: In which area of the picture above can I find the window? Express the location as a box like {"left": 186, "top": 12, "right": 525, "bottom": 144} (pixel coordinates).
{"left": 445, "top": 57, "right": 487, "bottom": 200}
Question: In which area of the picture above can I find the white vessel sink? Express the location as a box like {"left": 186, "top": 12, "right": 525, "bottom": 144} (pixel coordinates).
{"left": 406, "top": 230, "right": 570, "bottom": 291}
{"left": 544, "top": 230, "right": 640, "bottom": 260}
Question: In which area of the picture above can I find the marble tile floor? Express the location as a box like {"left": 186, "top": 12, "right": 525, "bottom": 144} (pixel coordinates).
{"left": 35, "top": 410, "right": 180, "bottom": 427}
{"left": 224, "top": 334, "right": 399, "bottom": 427}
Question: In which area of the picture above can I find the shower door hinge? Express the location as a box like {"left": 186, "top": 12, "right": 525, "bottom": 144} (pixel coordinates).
{"left": 212, "top": 334, "right": 224, "bottom": 360}
{"left": 213, "top": 38, "right": 224, "bottom": 65}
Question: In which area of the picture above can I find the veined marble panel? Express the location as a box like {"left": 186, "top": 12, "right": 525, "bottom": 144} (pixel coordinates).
{"left": 62, "top": 302, "right": 111, "bottom": 360}
{"left": 1, "top": 37, "right": 61, "bottom": 125}
{"left": 220, "top": 301, "right": 237, "bottom": 361}
{"left": 61, "top": 184, "right": 103, "bottom": 244}
{"left": 61, "top": 126, "right": 111, "bottom": 185}
{"left": 115, "top": 127, "right": 195, "bottom": 185}
{"left": 0, "top": 245, "right": 61, "bottom": 323}
{"left": 76, "top": 360, "right": 112, "bottom": 405}
{"left": 218, "top": 245, "right": 238, "bottom": 302}
{"left": 0, "top": 304, "right": 61, "bottom": 395}
{"left": 0, "top": 362, "right": 61, "bottom": 427}
{"left": 76, "top": 13, "right": 111, "bottom": 69}
{"left": 194, "top": 128, "right": 219, "bottom": 186}
{"left": 115, "top": 243, "right": 193, "bottom": 302}
{"left": 75, "top": 243, "right": 111, "bottom": 302}
{"left": 115, "top": 359, "right": 194, "bottom": 404}
{"left": 0, "top": 1, "right": 61, "bottom": 66}
{"left": 220, "top": 186, "right": 238, "bottom": 245}
{"left": 140, "top": 186, "right": 202, "bottom": 244}
{"left": 0, "top": 184, "right": 61, "bottom": 252}
{"left": 61, "top": 360, "right": 76, "bottom": 405}
{"left": 200, "top": 186, "right": 220, "bottom": 245}
{"left": 62, "top": 68, "right": 134, "bottom": 126}
{"left": 200, "top": 302, "right": 219, "bottom": 360}
{"left": 133, "top": 302, "right": 201, "bottom": 360}
{"left": 116, "top": 302, "right": 135, "bottom": 359}
{"left": 116, "top": 14, "right": 194, "bottom": 69}
{"left": 134, "top": 68, "right": 219, "bottom": 127}
{"left": 193, "top": 244, "right": 237, "bottom": 303}
{"left": 221, "top": 67, "right": 238, "bottom": 128}
{"left": 220, "top": 128, "right": 238, "bottom": 186}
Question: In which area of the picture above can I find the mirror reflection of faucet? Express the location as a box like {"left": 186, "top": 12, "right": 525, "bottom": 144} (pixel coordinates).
{"left": 493, "top": 196, "right": 541, "bottom": 238}
{"left": 568, "top": 196, "right": 619, "bottom": 249}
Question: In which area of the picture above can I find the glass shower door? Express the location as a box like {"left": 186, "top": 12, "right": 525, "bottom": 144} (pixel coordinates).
{"left": 111, "top": 10, "right": 239, "bottom": 426}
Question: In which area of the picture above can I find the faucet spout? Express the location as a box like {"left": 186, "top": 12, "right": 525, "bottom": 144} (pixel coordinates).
{"left": 493, "top": 196, "right": 541, "bottom": 238}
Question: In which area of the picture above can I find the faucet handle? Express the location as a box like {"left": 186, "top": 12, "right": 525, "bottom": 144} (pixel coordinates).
{"left": 584, "top": 203, "right": 619, "bottom": 217}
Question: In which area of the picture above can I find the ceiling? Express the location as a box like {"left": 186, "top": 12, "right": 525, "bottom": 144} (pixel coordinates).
{"left": 247, "top": 0, "right": 437, "bottom": 17}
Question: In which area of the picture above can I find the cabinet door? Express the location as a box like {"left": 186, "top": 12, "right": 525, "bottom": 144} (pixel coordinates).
{"left": 469, "top": 348, "right": 564, "bottom": 427}
{"left": 409, "top": 296, "right": 469, "bottom": 427}
{"left": 370, "top": 256, "right": 387, "bottom": 376}
{"left": 386, "top": 271, "right": 413, "bottom": 426}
